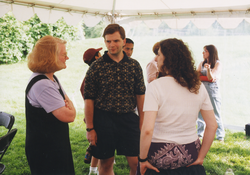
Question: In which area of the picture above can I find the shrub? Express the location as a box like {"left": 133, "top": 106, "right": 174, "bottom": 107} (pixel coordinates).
{"left": 0, "top": 12, "right": 32, "bottom": 64}
{"left": 50, "top": 18, "right": 80, "bottom": 41}
{"left": 24, "top": 14, "right": 51, "bottom": 45}
{"left": 0, "top": 12, "right": 80, "bottom": 64}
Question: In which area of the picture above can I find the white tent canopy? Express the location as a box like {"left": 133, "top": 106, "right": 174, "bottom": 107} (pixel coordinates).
{"left": 1, "top": 0, "right": 250, "bottom": 28}
{"left": 1, "top": 1, "right": 250, "bottom": 131}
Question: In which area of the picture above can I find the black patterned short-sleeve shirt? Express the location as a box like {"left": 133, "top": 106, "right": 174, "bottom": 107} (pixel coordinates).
{"left": 84, "top": 51, "right": 145, "bottom": 113}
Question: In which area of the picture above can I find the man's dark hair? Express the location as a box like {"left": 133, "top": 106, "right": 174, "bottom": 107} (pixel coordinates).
{"left": 126, "top": 38, "right": 134, "bottom": 44}
{"left": 102, "top": 24, "right": 125, "bottom": 39}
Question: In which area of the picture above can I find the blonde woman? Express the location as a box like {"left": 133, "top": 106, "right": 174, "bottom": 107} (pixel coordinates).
{"left": 25, "top": 36, "right": 76, "bottom": 175}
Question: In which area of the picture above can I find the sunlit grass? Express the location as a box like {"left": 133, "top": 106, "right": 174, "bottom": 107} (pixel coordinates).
{"left": 203, "top": 131, "right": 250, "bottom": 175}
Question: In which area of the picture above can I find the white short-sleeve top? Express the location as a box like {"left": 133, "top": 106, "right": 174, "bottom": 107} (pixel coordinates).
{"left": 143, "top": 77, "right": 213, "bottom": 144}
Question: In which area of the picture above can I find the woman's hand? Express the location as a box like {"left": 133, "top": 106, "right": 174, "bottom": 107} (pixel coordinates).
{"left": 186, "top": 158, "right": 204, "bottom": 167}
{"left": 52, "top": 95, "right": 76, "bottom": 123}
{"left": 64, "top": 100, "right": 70, "bottom": 108}
{"left": 140, "top": 161, "right": 159, "bottom": 175}
{"left": 64, "top": 95, "right": 75, "bottom": 110}
{"left": 64, "top": 99, "right": 74, "bottom": 110}
{"left": 204, "top": 63, "right": 215, "bottom": 81}
{"left": 204, "top": 63, "right": 211, "bottom": 70}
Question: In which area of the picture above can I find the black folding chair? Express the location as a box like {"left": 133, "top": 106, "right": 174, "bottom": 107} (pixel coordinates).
{"left": 0, "top": 111, "right": 15, "bottom": 133}
{"left": 0, "top": 128, "right": 17, "bottom": 174}
{"left": 0, "top": 111, "right": 17, "bottom": 174}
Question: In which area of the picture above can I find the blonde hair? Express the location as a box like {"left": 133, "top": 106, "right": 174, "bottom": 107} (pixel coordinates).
{"left": 27, "top": 36, "right": 67, "bottom": 73}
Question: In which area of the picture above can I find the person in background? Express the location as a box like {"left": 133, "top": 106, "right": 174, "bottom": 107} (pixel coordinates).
{"left": 123, "top": 38, "right": 134, "bottom": 58}
{"left": 80, "top": 48, "right": 102, "bottom": 99}
{"left": 138, "top": 38, "right": 217, "bottom": 175}
{"left": 25, "top": 35, "right": 76, "bottom": 175}
{"left": 80, "top": 47, "right": 102, "bottom": 175}
{"left": 146, "top": 42, "right": 160, "bottom": 83}
{"left": 123, "top": 37, "right": 139, "bottom": 115}
{"left": 84, "top": 24, "right": 145, "bottom": 175}
{"left": 197, "top": 45, "right": 225, "bottom": 141}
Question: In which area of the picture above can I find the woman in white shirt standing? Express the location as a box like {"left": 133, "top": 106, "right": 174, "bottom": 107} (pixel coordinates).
{"left": 137, "top": 38, "right": 217, "bottom": 175}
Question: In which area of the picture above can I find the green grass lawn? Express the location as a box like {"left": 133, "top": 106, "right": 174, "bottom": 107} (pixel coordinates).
{"left": 1, "top": 36, "right": 250, "bottom": 174}
{"left": 2, "top": 112, "right": 250, "bottom": 175}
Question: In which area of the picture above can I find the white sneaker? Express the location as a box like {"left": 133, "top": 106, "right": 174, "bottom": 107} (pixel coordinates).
{"left": 88, "top": 167, "right": 99, "bottom": 175}
{"left": 89, "top": 170, "right": 99, "bottom": 175}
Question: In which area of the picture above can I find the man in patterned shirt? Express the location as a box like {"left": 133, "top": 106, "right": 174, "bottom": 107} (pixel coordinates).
{"left": 84, "top": 24, "right": 145, "bottom": 175}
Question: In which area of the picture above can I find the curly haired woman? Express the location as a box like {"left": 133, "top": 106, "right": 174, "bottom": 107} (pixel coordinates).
{"left": 137, "top": 38, "right": 217, "bottom": 175}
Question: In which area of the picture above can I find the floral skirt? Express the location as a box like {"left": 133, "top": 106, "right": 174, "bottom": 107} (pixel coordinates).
{"left": 136, "top": 139, "right": 206, "bottom": 175}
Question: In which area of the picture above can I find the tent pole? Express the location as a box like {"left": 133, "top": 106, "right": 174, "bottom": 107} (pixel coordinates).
{"left": 111, "top": 0, "right": 116, "bottom": 23}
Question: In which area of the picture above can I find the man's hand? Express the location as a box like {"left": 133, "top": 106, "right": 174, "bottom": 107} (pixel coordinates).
{"left": 87, "top": 130, "right": 97, "bottom": 146}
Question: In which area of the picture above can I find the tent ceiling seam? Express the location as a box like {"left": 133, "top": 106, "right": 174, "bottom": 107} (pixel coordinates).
{"left": 111, "top": 0, "right": 116, "bottom": 23}
{"left": 1, "top": 0, "right": 250, "bottom": 21}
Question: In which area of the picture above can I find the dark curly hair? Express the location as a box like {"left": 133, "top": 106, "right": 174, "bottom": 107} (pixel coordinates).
{"left": 159, "top": 38, "right": 201, "bottom": 94}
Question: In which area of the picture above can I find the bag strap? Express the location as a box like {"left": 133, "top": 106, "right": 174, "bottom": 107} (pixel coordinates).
{"left": 25, "top": 74, "right": 65, "bottom": 100}
{"left": 25, "top": 75, "right": 48, "bottom": 94}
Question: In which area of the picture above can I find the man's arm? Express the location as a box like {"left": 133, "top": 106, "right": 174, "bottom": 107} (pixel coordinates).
{"left": 136, "top": 94, "right": 145, "bottom": 130}
{"left": 84, "top": 99, "right": 97, "bottom": 146}
{"left": 80, "top": 78, "right": 85, "bottom": 100}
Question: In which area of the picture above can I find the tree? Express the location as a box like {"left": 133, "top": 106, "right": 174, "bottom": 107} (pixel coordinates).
{"left": 0, "top": 12, "right": 80, "bottom": 64}
{"left": 0, "top": 12, "right": 31, "bottom": 64}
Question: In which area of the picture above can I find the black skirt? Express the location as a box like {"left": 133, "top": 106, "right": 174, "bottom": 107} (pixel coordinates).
{"left": 144, "top": 165, "right": 206, "bottom": 175}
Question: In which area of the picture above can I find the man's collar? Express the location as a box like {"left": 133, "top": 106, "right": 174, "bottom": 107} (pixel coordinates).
{"left": 103, "top": 51, "right": 129, "bottom": 63}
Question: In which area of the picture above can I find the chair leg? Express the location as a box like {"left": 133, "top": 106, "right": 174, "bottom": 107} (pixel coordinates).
{"left": 0, "top": 163, "right": 5, "bottom": 174}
